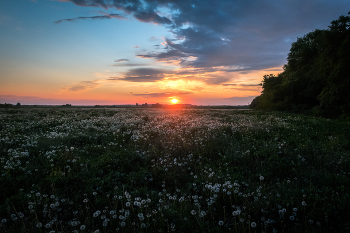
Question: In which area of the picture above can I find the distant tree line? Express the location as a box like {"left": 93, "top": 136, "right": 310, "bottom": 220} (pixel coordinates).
{"left": 250, "top": 12, "right": 350, "bottom": 118}
{"left": 0, "top": 103, "right": 21, "bottom": 108}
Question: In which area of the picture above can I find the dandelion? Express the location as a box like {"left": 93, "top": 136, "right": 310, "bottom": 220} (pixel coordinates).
{"left": 302, "top": 201, "right": 307, "bottom": 206}
{"left": 191, "top": 210, "right": 196, "bottom": 215}
{"left": 1, "top": 219, "right": 7, "bottom": 223}
{"left": 251, "top": 222, "right": 257, "bottom": 227}
{"left": 259, "top": 176, "right": 264, "bottom": 180}
{"left": 120, "top": 222, "right": 126, "bottom": 227}
{"left": 218, "top": 220, "right": 224, "bottom": 225}
{"left": 289, "top": 216, "right": 295, "bottom": 221}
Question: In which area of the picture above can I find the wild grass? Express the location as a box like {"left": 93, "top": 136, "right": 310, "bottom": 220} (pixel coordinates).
{"left": 0, "top": 108, "right": 349, "bottom": 232}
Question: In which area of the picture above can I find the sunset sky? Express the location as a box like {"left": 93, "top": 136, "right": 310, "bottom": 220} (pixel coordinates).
{"left": 1, "top": 0, "right": 349, "bottom": 105}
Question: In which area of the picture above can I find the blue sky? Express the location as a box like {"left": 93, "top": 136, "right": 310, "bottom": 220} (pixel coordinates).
{"left": 1, "top": 0, "right": 349, "bottom": 105}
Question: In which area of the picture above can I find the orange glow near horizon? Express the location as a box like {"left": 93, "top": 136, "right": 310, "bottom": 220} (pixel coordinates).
{"left": 171, "top": 98, "right": 178, "bottom": 104}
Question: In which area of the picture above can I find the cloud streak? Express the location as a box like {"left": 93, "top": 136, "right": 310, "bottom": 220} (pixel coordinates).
{"left": 109, "top": 68, "right": 170, "bottom": 82}
{"left": 61, "top": 80, "right": 103, "bottom": 92}
{"left": 55, "top": 13, "right": 125, "bottom": 23}
{"left": 131, "top": 92, "right": 192, "bottom": 98}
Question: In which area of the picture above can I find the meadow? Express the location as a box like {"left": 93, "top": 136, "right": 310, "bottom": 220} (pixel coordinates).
{"left": 0, "top": 107, "right": 349, "bottom": 233}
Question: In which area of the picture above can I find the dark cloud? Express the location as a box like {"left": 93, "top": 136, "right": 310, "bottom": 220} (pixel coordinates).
{"left": 109, "top": 68, "right": 169, "bottom": 82}
{"left": 114, "top": 59, "right": 129, "bottom": 62}
{"left": 57, "top": 0, "right": 349, "bottom": 72}
{"left": 136, "top": 49, "right": 188, "bottom": 60}
{"left": 131, "top": 92, "right": 192, "bottom": 98}
{"left": 55, "top": 13, "right": 125, "bottom": 23}
{"left": 55, "top": 0, "right": 109, "bottom": 9}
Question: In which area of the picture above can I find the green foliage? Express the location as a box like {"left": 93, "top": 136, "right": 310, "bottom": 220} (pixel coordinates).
{"left": 251, "top": 12, "right": 350, "bottom": 118}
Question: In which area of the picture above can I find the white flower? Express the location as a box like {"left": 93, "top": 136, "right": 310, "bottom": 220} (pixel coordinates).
{"left": 259, "top": 176, "right": 264, "bottom": 180}
{"left": 191, "top": 210, "right": 196, "bottom": 215}
{"left": 218, "top": 220, "right": 224, "bottom": 225}
{"left": 251, "top": 222, "right": 257, "bottom": 227}
{"left": 289, "top": 216, "right": 295, "bottom": 221}
{"left": 36, "top": 222, "right": 42, "bottom": 227}
{"left": 80, "top": 225, "right": 86, "bottom": 230}
{"left": 302, "top": 201, "right": 307, "bottom": 206}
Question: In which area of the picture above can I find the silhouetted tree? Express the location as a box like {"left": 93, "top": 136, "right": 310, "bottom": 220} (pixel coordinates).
{"left": 251, "top": 12, "right": 350, "bottom": 117}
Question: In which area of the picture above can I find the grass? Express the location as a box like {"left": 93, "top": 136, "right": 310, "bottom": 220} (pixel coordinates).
{"left": 0, "top": 107, "right": 349, "bottom": 232}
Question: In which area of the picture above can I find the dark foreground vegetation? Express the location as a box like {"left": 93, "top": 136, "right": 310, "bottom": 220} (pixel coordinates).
{"left": 250, "top": 12, "right": 350, "bottom": 118}
{"left": 0, "top": 107, "right": 349, "bottom": 232}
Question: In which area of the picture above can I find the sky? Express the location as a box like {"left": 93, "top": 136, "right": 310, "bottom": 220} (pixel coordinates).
{"left": 0, "top": 0, "right": 349, "bottom": 106}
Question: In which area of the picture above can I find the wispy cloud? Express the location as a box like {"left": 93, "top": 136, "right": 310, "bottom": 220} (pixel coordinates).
{"left": 131, "top": 92, "right": 192, "bottom": 98}
{"left": 109, "top": 68, "right": 169, "bottom": 82}
{"left": 114, "top": 59, "right": 130, "bottom": 62}
{"left": 60, "top": 80, "right": 103, "bottom": 92}
{"left": 55, "top": 13, "right": 126, "bottom": 23}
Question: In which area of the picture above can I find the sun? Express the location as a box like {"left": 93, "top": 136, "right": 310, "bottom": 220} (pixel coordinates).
{"left": 171, "top": 98, "right": 178, "bottom": 104}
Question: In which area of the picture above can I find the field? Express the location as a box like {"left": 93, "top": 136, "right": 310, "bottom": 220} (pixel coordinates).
{"left": 0, "top": 107, "right": 349, "bottom": 233}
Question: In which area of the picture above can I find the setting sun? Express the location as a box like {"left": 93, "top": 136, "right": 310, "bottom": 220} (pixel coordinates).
{"left": 171, "top": 98, "right": 178, "bottom": 104}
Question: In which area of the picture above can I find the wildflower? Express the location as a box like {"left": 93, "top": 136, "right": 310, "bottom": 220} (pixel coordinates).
{"left": 289, "top": 216, "right": 295, "bottom": 221}
{"left": 80, "top": 225, "right": 86, "bottom": 230}
{"left": 36, "top": 222, "right": 42, "bottom": 227}
{"left": 120, "top": 222, "right": 126, "bottom": 227}
{"left": 251, "top": 222, "right": 257, "bottom": 227}
{"left": 218, "top": 220, "right": 224, "bottom": 225}
{"left": 259, "top": 176, "right": 264, "bottom": 180}
{"left": 191, "top": 210, "right": 196, "bottom": 215}
{"left": 1, "top": 219, "right": 7, "bottom": 223}
{"left": 302, "top": 201, "right": 307, "bottom": 206}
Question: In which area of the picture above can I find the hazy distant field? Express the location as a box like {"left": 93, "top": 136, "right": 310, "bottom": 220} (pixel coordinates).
{"left": 0, "top": 108, "right": 349, "bottom": 232}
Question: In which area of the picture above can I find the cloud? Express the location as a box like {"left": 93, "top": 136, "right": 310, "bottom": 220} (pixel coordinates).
{"left": 53, "top": 0, "right": 109, "bottom": 9}
{"left": 109, "top": 68, "right": 169, "bottom": 82}
{"left": 114, "top": 59, "right": 129, "bottom": 62}
{"left": 61, "top": 80, "right": 103, "bottom": 92}
{"left": 55, "top": 13, "right": 125, "bottom": 23}
{"left": 131, "top": 92, "right": 192, "bottom": 98}
{"left": 56, "top": 0, "right": 349, "bottom": 79}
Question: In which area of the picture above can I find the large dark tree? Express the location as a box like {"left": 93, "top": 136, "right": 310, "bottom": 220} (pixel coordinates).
{"left": 251, "top": 12, "right": 350, "bottom": 117}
